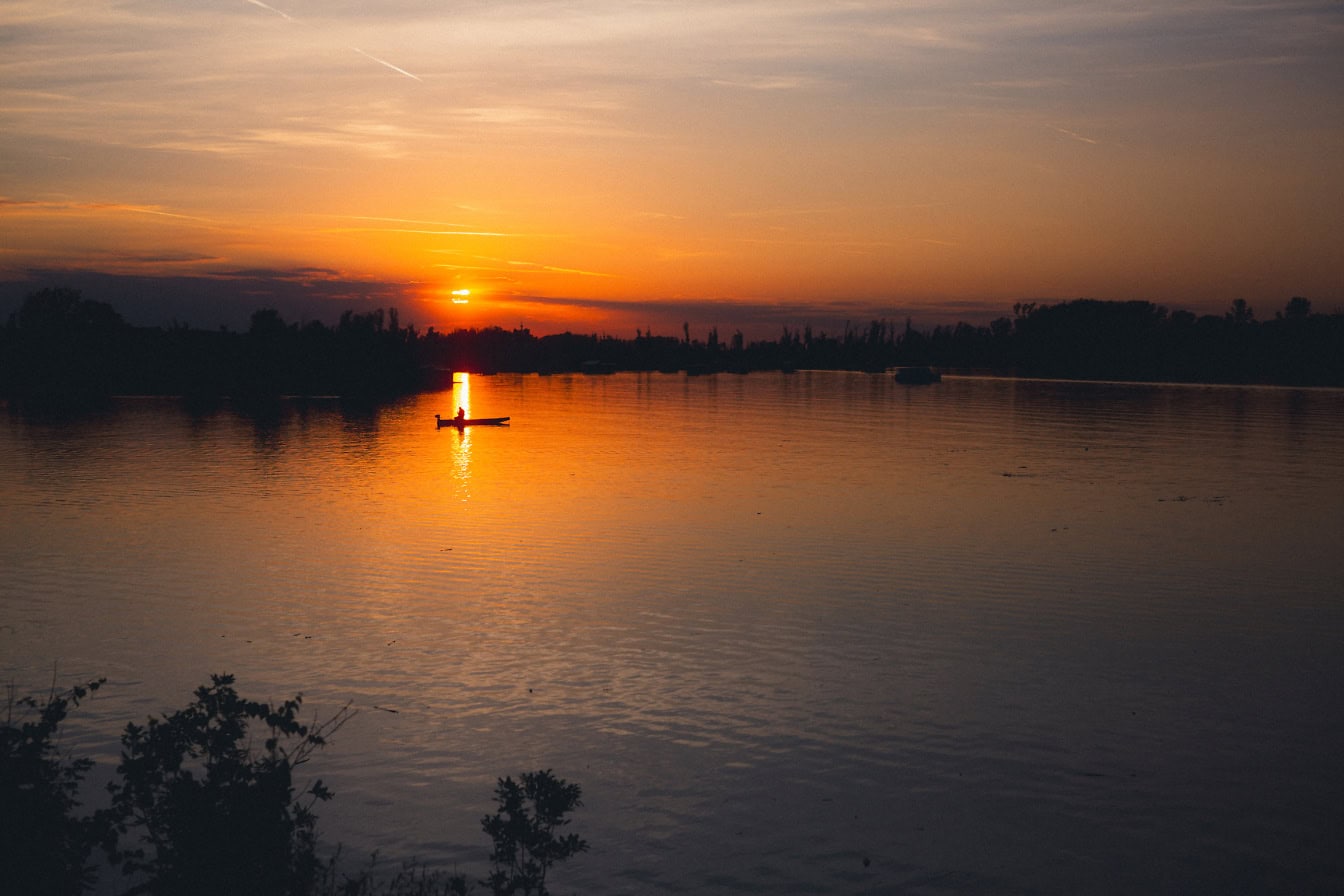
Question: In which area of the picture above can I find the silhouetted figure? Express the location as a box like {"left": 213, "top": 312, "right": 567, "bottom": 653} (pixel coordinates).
{"left": 455, "top": 407, "right": 465, "bottom": 422}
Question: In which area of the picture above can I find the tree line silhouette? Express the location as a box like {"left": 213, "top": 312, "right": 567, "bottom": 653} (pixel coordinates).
{"left": 3, "top": 287, "right": 1341, "bottom": 411}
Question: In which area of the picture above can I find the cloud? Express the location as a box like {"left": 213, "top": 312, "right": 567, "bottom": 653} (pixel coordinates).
{"left": 327, "top": 214, "right": 478, "bottom": 229}
{"left": 506, "top": 260, "right": 615, "bottom": 279}
{"left": 116, "top": 252, "right": 222, "bottom": 265}
{"left": 332, "top": 228, "right": 513, "bottom": 237}
{"left": 2, "top": 0, "right": 1339, "bottom": 323}
{"left": 427, "top": 253, "right": 616, "bottom": 281}
{"left": 484, "top": 291, "right": 1011, "bottom": 339}
{"left": 708, "top": 75, "right": 827, "bottom": 92}
{"left": 0, "top": 199, "right": 215, "bottom": 224}
{"left": 0, "top": 268, "right": 418, "bottom": 330}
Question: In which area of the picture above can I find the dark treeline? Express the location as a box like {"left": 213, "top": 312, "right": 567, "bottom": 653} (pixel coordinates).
{"left": 0, "top": 290, "right": 429, "bottom": 411}
{"left": 3, "top": 288, "right": 1342, "bottom": 411}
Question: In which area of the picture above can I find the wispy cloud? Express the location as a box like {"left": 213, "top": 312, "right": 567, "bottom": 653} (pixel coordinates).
{"left": 329, "top": 214, "right": 476, "bottom": 229}
{"left": 632, "top": 211, "right": 687, "bottom": 223}
{"left": 2, "top": 0, "right": 1339, "bottom": 323}
{"left": 0, "top": 268, "right": 419, "bottom": 330}
{"left": 708, "top": 75, "right": 826, "bottom": 91}
{"left": 974, "top": 78, "right": 1068, "bottom": 91}
{"left": 428, "top": 250, "right": 615, "bottom": 280}
{"left": 0, "top": 199, "right": 215, "bottom": 224}
{"left": 727, "top": 206, "right": 848, "bottom": 220}
{"left": 506, "top": 260, "right": 615, "bottom": 279}
{"left": 124, "top": 251, "right": 222, "bottom": 264}
{"left": 329, "top": 228, "right": 511, "bottom": 237}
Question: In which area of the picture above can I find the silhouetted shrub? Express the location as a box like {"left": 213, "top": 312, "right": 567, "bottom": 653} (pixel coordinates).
{"left": 2, "top": 675, "right": 587, "bottom": 896}
{"left": 103, "top": 674, "right": 354, "bottom": 896}
{"left": 1, "top": 677, "right": 107, "bottom": 896}
{"left": 481, "top": 770, "right": 588, "bottom": 896}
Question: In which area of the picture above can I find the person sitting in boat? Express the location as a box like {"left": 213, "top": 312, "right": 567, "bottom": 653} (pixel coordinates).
{"left": 455, "top": 407, "right": 466, "bottom": 423}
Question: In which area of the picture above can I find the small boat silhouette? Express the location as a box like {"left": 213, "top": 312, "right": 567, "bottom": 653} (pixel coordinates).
{"left": 436, "top": 414, "right": 511, "bottom": 428}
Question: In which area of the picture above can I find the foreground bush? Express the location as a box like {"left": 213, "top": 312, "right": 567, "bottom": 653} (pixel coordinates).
{"left": 104, "top": 674, "right": 353, "bottom": 896}
{"left": 1, "top": 674, "right": 585, "bottom": 896}
{"left": 482, "top": 771, "right": 588, "bottom": 896}
{"left": 1, "top": 677, "right": 105, "bottom": 895}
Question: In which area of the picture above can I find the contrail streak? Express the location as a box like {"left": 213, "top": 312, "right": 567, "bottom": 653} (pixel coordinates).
{"left": 1053, "top": 125, "right": 1099, "bottom": 145}
{"left": 351, "top": 47, "right": 422, "bottom": 82}
{"left": 243, "top": 3, "right": 421, "bottom": 85}
{"left": 245, "top": 0, "right": 293, "bottom": 21}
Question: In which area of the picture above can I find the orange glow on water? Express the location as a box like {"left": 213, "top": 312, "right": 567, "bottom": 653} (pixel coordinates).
{"left": 456, "top": 373, "right": 471, "bottom": 417}
{"left": 444, "top": 373, "right": 472, "bottom": 480}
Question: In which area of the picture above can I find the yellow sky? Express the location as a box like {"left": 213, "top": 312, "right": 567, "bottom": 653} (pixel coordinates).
{"left": 2, "top": 1, "right": 1341, "bottom": 336}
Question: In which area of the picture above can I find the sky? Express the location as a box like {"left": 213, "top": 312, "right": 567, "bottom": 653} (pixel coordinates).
{"left": 2, "top": 1, "right": 1341, "bottom": 338}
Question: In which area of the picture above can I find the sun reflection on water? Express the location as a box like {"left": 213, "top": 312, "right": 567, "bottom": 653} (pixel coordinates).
{"left": 448, "top": 373, "right": 472, "bottom": 490}
{"left": 4, "top": 376, "right": 1344, "bottom": 895}
{"left": 456, "top": 371, "right": 471, "bottom": 418}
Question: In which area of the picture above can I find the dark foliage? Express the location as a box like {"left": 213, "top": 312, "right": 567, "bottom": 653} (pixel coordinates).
{"left": 5, "top": 289, "right": 1343, "bottom": 408}
{"left": 1, "top": 292, "right": 427, "bottom": 410}
{"left": 481, "top": 771, "right": 587, "bottom": 896}
{"left": 0, "top": 287, "right": 126, "bottom": 411}
{"left": 104, "top": 674, "right": 354, "bottom": 896}
{"left": 1, "top": 677, "right": 107, "bottom": 896}
{"left": 1, "top": 675, "right": 586, "bottom": 896}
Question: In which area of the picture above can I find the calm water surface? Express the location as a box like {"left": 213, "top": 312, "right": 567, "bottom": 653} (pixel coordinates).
{"left": 3, "top": 374, "right": 1342, "bottom": 894}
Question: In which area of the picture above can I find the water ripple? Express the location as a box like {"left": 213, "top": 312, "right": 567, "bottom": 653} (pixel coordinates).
{"left": 3, "top": 379, "right": 1343, "bottom": 894}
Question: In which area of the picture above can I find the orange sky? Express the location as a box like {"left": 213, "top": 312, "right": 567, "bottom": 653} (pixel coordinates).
{"left": 2, "top": 1, "right": 1341, "bottom": 337}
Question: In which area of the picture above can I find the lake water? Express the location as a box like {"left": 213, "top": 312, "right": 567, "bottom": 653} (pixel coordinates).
{"left": 3, "top": 373, "right": 1343, "bottom": 894}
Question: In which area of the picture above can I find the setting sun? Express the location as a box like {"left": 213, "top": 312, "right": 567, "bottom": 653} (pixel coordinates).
{"left": 0, "top": 1, "right": 1338, "bottom": 339}
{"left": 2, "top": 4, "right": 1342, "bottom": 892}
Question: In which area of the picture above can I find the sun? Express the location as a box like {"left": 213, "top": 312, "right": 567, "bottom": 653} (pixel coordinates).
{"left": 450, "top": 289, "right": 470, "bottom": 305}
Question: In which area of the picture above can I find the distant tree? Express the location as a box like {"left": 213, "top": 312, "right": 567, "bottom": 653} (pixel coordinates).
{"left": 1227, "top": 298, "right": 1255, "bottom": 325}
{"left": 7, "top": 288, "right": 1344, "bottom": 396}
{"left": 2, "top": 287, "right": 129, "bottom": 408}
{"left": 11, "top": 287, "right": 124, "bottom": 335}
{"left": 1282, "top": 297, "right": 1311, "bottom": 321}
{"left": 249, "top": 308, "right": 289, "bottom": 339}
